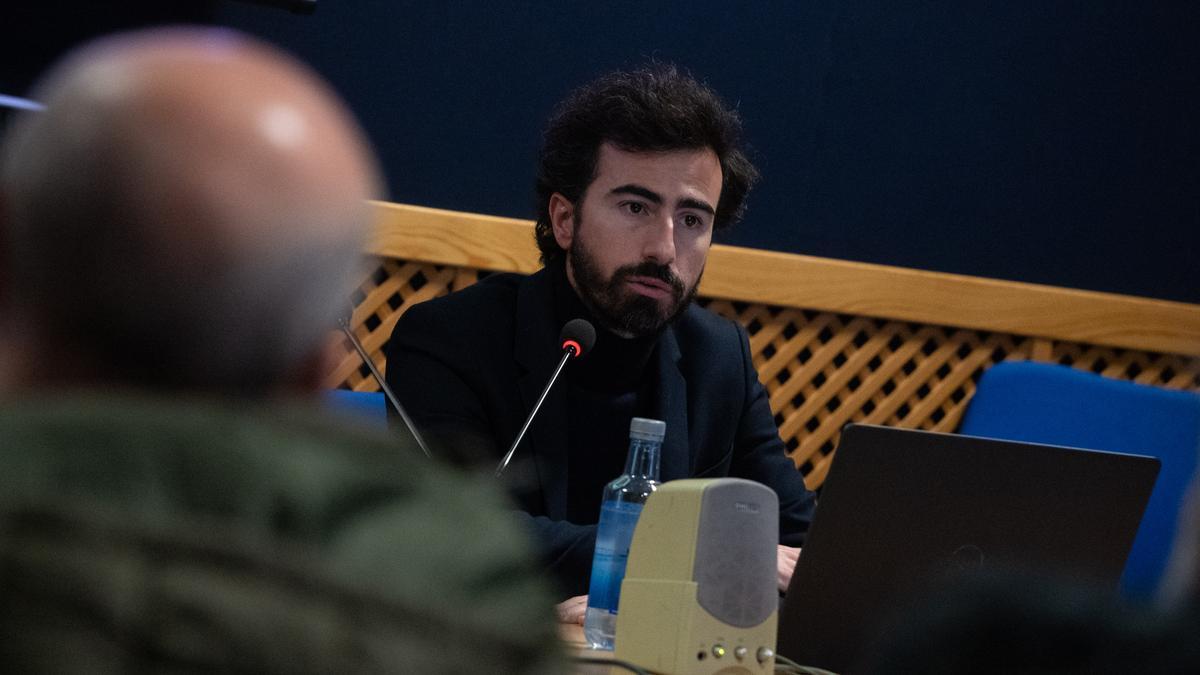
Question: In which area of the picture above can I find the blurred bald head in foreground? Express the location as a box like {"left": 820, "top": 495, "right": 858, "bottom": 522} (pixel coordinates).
{"left": 0, "top": 27, "right": 380, "bottom": 394}
{"left": 0, "top": 29, "right": 567, "bottom": 674}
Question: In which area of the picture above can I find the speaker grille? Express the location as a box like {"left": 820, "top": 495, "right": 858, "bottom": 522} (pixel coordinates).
{"left": 693, "top": 480, "right": 778, "bottom": 627}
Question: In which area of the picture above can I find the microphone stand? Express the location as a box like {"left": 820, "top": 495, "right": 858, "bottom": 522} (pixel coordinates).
{"left": 494, "top": 346, "right": 576, "bottom": 477}
{"left": 338, "top": 318, "right": 433, "bottom": 459}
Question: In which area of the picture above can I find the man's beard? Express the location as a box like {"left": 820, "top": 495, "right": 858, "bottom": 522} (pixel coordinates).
{"left": 567, "top": 234, "right": 701, "bottom": 338}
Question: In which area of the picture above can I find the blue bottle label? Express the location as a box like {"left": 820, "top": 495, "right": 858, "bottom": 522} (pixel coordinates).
{"left": 587, "top": 500, "right": 644, "bottom": 613}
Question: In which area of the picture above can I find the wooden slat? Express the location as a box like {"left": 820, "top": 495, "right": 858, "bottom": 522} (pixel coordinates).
{"left": 368, "top": 201, "right": 541, "bottom": 273}
{"left": 703, "top": 246, "right": 1200, "bottom": 358}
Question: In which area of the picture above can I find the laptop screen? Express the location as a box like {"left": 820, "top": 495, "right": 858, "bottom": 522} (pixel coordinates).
{"left": 776, "top": 424, "right": 1159, "bottom": 672}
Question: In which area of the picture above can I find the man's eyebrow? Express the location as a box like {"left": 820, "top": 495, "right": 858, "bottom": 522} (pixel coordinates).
{"left": 609, "top": 185, "right": 717, "bottom": 216}
{"left": 678, "top": 197, "right": 716, "bottom": 216}
{"left": 609, "top": 184, "right": 663, "bottom": 204}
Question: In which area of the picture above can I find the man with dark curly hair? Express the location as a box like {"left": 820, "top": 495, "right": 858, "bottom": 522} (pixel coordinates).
{"left": 386, "top": 65, "right": 816, "bottom": 610}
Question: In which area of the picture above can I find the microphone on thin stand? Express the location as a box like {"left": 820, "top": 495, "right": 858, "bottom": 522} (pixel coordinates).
{"left": 337, "top": 315, "right": 433, "bottom": 459}
{"left": 495, "top": 318, "right": 596, "bottom": 477}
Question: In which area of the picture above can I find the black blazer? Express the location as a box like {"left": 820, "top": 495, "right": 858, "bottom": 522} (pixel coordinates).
{"left": 385, "top": 267, "right": 815, "bottom": 595}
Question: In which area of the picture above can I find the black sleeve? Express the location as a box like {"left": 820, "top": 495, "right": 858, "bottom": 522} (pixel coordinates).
{"left": 513, "top": 513, "right": 598, "bottom": 597}
{"left": 384, "top": 299, "right": 504, "bottom": 466}
{"left": 385, "top": 299, "right": 598, "bottom": 596}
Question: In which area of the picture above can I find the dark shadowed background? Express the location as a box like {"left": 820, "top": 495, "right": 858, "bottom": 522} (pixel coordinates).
{"left": 4, "top": 1, "right": 1196, "bottom": 302}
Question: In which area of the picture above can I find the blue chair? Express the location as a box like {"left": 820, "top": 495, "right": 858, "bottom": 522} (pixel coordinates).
{"left": 959, "top": 360, "right": 1200, "bottom": 599}
{"left": 323, "top": 389, "right": 388, "bottom": 429}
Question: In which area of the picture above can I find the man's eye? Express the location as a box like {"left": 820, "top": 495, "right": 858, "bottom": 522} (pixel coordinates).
{"left": 624, "top": 202, "right": 645, "bottom": 215}
{"left": 683, "top": 214, "right": 702, "bottom": 228}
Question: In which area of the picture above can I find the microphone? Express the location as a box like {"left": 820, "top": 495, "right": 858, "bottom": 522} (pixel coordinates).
{"left": 337, "top": 315, "right": 433, "bottom": 459}
{"left": 495, "top": 319, "right": 596, "bottom": 477}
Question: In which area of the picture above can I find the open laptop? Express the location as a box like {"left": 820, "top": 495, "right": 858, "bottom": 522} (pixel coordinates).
{"left": 776, "top": 424, "right": 1160, "bottom": 672}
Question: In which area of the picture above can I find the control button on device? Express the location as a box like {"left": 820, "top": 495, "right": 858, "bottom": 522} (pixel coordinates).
{"left": 756, "top": 646, "right": 774, "bottom": 664}
{"left": 734, "top": 646, "right": 748, "bottom": 660}
{"left": 712, "top": 645, "right": 726, "bottom": 659}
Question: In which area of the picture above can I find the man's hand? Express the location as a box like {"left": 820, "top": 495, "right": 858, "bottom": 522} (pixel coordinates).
{"left": 555, "top": 594, "right": 588, "bottom": 625}
{"left": 778, "top": 545, "right": 801, "bottom": 592}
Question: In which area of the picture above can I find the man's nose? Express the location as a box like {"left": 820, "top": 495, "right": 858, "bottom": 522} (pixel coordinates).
{"left": 642, "top": 217, "right": 676, "bottom": 264}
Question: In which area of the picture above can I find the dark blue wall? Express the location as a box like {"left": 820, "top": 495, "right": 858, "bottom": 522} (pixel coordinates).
{"left": 216, "top": 1, "right": 1198, "bottom": 303}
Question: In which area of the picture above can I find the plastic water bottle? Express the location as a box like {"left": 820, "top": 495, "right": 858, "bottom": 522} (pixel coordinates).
{"left": 583, "top": 417, "right": 664, "bottom": 650}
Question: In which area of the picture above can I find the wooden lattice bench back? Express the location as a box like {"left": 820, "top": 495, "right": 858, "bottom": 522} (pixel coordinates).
{"left": 330, "top": 202, "right": 1200, "bottom": 489}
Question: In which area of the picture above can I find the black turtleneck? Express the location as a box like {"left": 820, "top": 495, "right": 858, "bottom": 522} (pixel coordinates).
{"left": 550, "top": 259, "right": 659, "bottom": 525}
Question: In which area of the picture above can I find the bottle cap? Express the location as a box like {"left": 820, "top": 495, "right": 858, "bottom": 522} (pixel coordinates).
{"left": 629, "top": 417, "right": 666, "bottom": 442}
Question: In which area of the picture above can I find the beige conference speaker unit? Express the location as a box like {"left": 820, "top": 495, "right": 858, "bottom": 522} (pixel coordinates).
{"left": 613, "top": 478, "right": 778, "bottom": 674}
